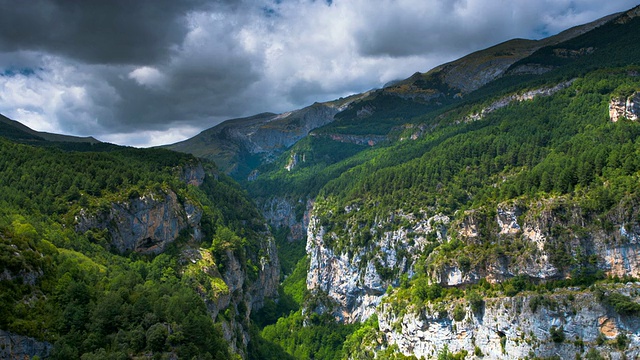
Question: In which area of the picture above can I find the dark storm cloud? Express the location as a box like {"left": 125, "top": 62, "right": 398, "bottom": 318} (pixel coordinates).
{"left": 0, "top": 0, "right": 216, "bottom": 64}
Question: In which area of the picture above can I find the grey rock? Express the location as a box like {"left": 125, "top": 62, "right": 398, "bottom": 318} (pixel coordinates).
{"left": 76, "top": 190, "right": 202, "bottom": 254}
{"left": 0, "top": 330, "right": 52, "bottom": 360}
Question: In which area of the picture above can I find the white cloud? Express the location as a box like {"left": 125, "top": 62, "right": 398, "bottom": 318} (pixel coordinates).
{"left": 128, "top": 66, "right": 168, "bottom": 89}
{"left": 99, "top": 125, "right": 202, "bottom": 148}
{"left": 0, "top": 53, "right": 119, "bottom": 136}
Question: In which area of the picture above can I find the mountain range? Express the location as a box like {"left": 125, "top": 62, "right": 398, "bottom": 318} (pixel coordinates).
{"left": 163, "top": 7, "right": 630, "bottom": 180}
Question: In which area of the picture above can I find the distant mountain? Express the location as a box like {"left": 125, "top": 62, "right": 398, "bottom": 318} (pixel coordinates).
{"left": 388, "top": 10, "right": 619, "bottom": 97}
{"left": 165, "top": 92, "right": 370, "bottom": 177}
{"left": 0, "top": 113, "right": 101, "bottom": 144}
{"left": 166, "top": 7, "right": 626, "bottom": 180}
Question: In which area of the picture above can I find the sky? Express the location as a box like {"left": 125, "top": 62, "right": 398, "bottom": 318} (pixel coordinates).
{"left": 0, "top": 0, "right": 638, "bottom": 147}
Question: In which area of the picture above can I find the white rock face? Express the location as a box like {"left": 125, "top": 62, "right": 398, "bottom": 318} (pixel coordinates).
{"left": 378, "top": 284, "right": 640, "bottom": 359}
{"left": 449, "top": 199, "right": 640, "bottom": 285}
{"left": 306, "top": 210, "right": 449, "bottom": 323}
{"left": 465, "top": 80, "right": 576, "bottom": 123}
{"left": 306, "top": 196, "right": 640, "bottom": 326}
{"left": 261, "top": 197, "right": 312, "bottom": 241}
{"left": 610, "top": 92, "right": 640, "bottom": 122}
{"left": 496, "top": 205, "right": 521, "bottom": 235}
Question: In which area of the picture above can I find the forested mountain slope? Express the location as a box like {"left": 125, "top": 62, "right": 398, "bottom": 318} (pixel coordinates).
{"left": 0, "top": 137, "right": 279, "bottom": 359}
{"left": 236, "top": 6, "right": 640, "bottom": 360}
{"left": 165, "top": 93, "right": 371, "bottom": 178}
{"left": 166, "top": 5, "right": 623, "bottom": 184}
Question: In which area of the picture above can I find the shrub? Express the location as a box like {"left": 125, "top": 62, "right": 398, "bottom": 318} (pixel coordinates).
{"left": 453, "top": 305, "right": 466, "bottom": 322}
{"left": 466, "top": 290, "right": 484, "bottom": 313}
{"left": 549, "top": 326, "right": 565, "bottom": 343}
{"left": 616, "top": 333, "right": 629, "bottom": 350}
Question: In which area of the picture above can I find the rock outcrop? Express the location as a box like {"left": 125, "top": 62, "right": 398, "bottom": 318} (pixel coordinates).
{"left": 464, "top": 80, "right": 576, "bottom": 123}
{"left": 183, "top": 232, "right": 279, "bottom": 358}
{"left": 378, "top": 284, "right": 640, "bottom": 359}
{"left": 610, "top": 92, "right": 639, "bottom": 122}
{"left": 447, "top": 198, "right": 640, "bottom": 284}
{"left": 306, "top": 209, "right": 449, "bottom": 323}
{"left": 0, "top": 330, "right": 52, "bottom": 360}
{"left": 261, "top": 197, "right": 312, "bottom": 241}
{"left": 306, "top": 195, "right": 640, "bottom": 324}
{"left": 180, "top": 162, "right": 206, "bottom": 186}
{"left": 76, "top": 189, "right": 202, "bottom": 254}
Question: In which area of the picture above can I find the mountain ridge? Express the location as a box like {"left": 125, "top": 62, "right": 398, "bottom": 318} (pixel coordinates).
{"left": 165, "top": 92, "right": 372, "bottom": 176}
{"left": 0, "top": 113, "right": 101, "bottom": 144}
{"left": 167, "top": 6, "right": 634, "bottom": 180}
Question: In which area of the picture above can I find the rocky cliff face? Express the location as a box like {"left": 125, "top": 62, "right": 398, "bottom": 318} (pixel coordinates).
{"left": 444, "top": 198, "right": 640, "bottom": 285}
{"left": 73, "top": 164, "right": 280, "bottom": 358}
{"left": 180, "top": 162, "right": 206, "bottom": 186}
{"left": 304, "top": 195, "right": 640, "bottom": 358}
{"left": 463, "top": 80, "right": 576, "bottom": 123}
{"left": 378, "top": 283, "right": 640, "bottom": 359}
{"left": 306, "top": 208, "right": 449, "bottom": 323}
{"left": 610, "top": 92, "right": 639, "bottom": 122}
{"left": 76, "top": 189, "right": 202, "bottom": 254}
{"left": 0, "top": 330, "right": 52, "bottom": 360}
{"left": 75, "top": 163, "right": 207, "bottom": 254}
{"left": 305, "top": 196, "right": 640, "bottom": 324}
{"left": 261, "top": 197, "right": 312, "bottom": 241}
{"left": 183, "top": 232, "right": 279, "bottom": 358}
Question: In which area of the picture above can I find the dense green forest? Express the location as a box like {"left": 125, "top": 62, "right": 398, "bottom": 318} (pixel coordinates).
{"left": 246, "top": 12, "right": 640, "bottom": 202}
{"left": 0, "top": 138, "right": 271, "bottom": 359}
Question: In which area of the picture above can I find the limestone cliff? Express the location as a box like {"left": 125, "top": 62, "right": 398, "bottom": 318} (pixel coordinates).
{"left": 306, "top": 207, "right": 449, "bottom": 323}
{"left": 610, "top": 92, "right": 640, "bottom": 122}
{"left": 73, "top": 164, "right": 280, "bottom": 358}
{"left": 443, "top": 197, "right": 640, "bottom": 285}
{"left": 377, "top": 283, "right": 640, "bottom": 359}
{"left": 183, "top": 232, "right": 279, "bottom": 358}
{"left": 305, "top": 195, "right": 640, "bottom": 326}
{"left": 0, "top": 330, "right": 52, "bottom": 360}
{"left": 261, "top": 197, "right": 313, "bottom": 242}
{"left": 303, "top": 195, "right": 640, "bottom": 359}
{"left": 463, "top": 80, "right": 576, "bottom": 124}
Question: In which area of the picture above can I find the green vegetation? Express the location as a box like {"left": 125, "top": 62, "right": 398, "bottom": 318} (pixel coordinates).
{"left": 250, "top": 250, "right": 361, "bottom": 360}
{"left": 258, "top": 310, "right": 359, "bottom": 360}
{"left": 604, "top": 292, "right": 640, "bottom": 316}
{"left": 549, "top": 326, "right": 565, "bottom": 343}
{"left": 0, "top": 138, "right": 271, "bottom": 359}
